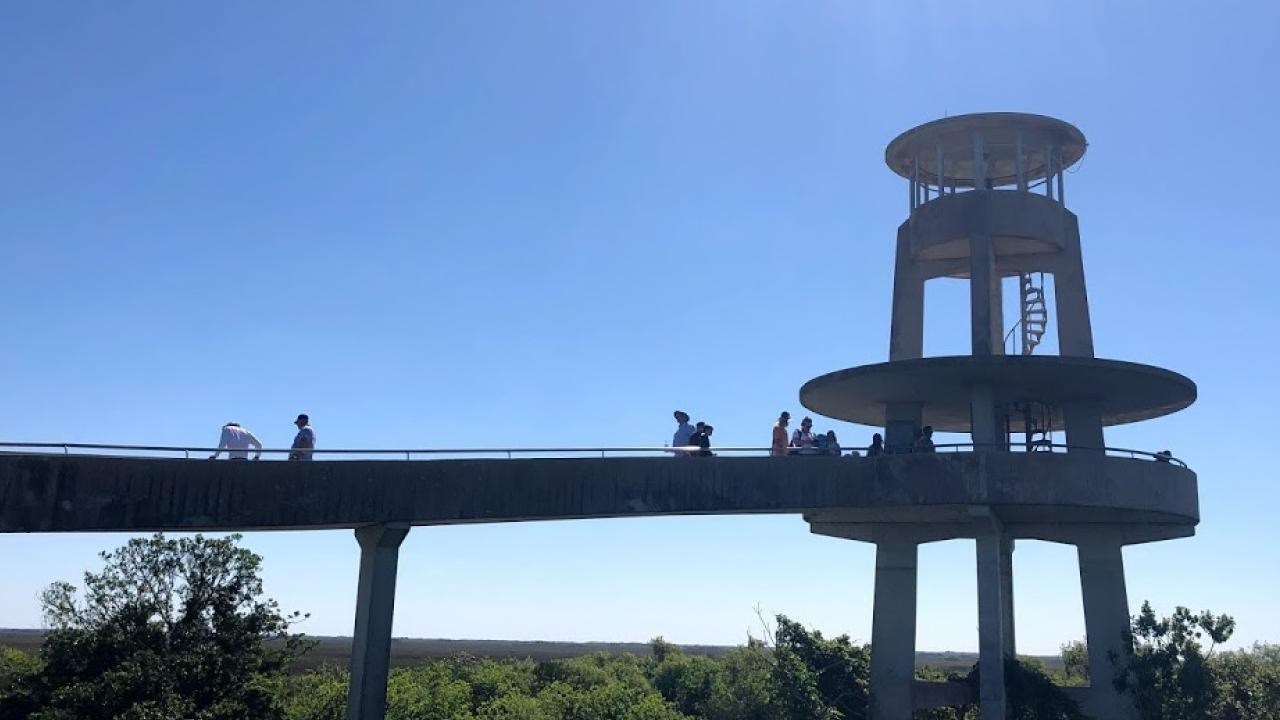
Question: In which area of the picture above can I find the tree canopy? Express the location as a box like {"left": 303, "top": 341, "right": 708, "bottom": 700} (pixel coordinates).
{"left": 0, "top": 533, "right": 308, "bottom": 720}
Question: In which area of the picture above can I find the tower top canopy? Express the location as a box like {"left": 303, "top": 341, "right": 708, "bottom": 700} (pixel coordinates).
{"left": 885, "top": 112, "right": 1086, "bottom": 187}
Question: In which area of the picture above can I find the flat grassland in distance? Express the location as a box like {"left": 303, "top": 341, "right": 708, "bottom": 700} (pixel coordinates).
{"left": 0, "top": 629, "right": 1059, "bottom": 673}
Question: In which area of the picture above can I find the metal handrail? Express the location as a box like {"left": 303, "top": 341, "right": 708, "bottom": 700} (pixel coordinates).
{"left": 0, "top": 441, "right": 1188, "bottom": 467}
{"left": 930, "top": 442, "right": 1187, "bottom": 468}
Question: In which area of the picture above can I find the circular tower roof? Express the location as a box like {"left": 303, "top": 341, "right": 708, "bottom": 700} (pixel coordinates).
{"left": 885, "top": 112, "right": 1087, "bottom": 188}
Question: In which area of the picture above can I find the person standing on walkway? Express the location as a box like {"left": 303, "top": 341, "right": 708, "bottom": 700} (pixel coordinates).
{"left": 672, "top": 410, "right": 695, "bottom": 456}
{"left": 209, "top": 422, "right": 262, "bottom": 461}
{"left": 289, "top": 414, "right": 315, "bottom": 461}
{"left": 694, "top": 424, "right": 714, "bottom": 457}
{"left": 771, "top": 412, "right": 790, "bottom": 456}
{"left": 791, "top": 417, "right": 816, "bottom": 455}
{"left": 912, "top": 425, "right": 936, "bottom": 453}
{"left": 867, "top": 433, "right": 884, "bottom": 457}
{"left": 824, "top": 430, "right": 841, "bottom": 456}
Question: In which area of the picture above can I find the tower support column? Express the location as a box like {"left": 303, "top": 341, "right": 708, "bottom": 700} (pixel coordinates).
{"left": 1078, "top": 535, "right": 1137, "bottom": 720}
{"left": 1063, "top": 401, "right": 1105, "bottom": 454}
{"left": 974, "top": 510, "right": 1008, "bottom": 720}
{"left": 1000, "top": 537, "right": 1016, "bottom": 658}
{"left": 870, "top": 535, "right": 919, "bottom": 720}
{"left": 347, "top": 523, "right": 411, "bottom": 720}
{"left": 969, "top": 233, "right": 998, "bottom": 356}
{"left": 890, "top": 228, "right": 925, "bottom": 361}
{"left": 1053, "top": 224, "right": 1096, "bottom": 358}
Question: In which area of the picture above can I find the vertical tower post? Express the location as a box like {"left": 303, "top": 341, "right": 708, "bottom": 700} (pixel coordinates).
{"left": 348, "top": 523, "right": 411, "bottom": 720}
{"left": 1054, "top": 222, "right": 1095, "bottom": 358}
{"left": 970, "top": 234, "right": 998, "bottom": 357}
{"left": 890, "top": 228, "right": 925, "bottom": 361}
{"left": 1000, "top": 537, "right": 1016, "bottom": 658}
{"left": 974, "top": 512, "right": 1009, "bottom": 720}
{"left": 1078, "top": 533, "right": 1137, "bottom": 720}
{"left": 869, "top": 536, "right": 919, "bottom": 720}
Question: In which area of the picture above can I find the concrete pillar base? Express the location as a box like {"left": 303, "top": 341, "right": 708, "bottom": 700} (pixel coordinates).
{"left": 974, "top": 510, "right": 1008, "bottom": 720}
{"left": 347, "top": 523, "right": 411, "bottom": 720}
{"left": 1000, "top": 537, "right": 1016, "bottom": 659}
{"left": 870, "top": 537, "right": 919, "bottom": 720}
{"left": 1078, "top": 536, "right": 1138, "bottom": 720}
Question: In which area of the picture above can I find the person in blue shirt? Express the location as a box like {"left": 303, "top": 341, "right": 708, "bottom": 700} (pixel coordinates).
{"left": 289, "top": 413, "right": 315, "bottom": 461}
{"left": 672, "top": 410, "right": 695, "bottom": 456}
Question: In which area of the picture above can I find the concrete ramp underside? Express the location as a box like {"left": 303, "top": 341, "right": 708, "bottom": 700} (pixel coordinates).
{"left": 0, "top": 453, "right": 1197, "bottom": 535}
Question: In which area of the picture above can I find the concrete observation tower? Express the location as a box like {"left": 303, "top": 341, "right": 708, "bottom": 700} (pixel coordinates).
{"left": 799, "top": 113, "right": 1198, "bottom": 720}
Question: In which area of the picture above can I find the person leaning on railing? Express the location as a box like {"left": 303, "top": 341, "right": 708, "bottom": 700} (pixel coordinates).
{"left": 209, "top": 422, "right": 262, "bottom": 461}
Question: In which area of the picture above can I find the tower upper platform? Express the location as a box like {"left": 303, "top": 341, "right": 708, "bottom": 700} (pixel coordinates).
{"left": 885, "top": 112, "right": 1086, "bottom": 188}
{"left": 801, "top": 356, "right": 1196, "bottom": 432}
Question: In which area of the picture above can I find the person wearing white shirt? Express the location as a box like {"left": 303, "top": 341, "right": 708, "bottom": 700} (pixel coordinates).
{"left": 209, "top": 422, "right": 262, "bottom": 460}
{"left": 791, "top": 416, "right": 817, "bottom": 455}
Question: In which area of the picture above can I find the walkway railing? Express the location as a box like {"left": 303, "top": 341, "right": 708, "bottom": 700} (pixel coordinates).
{"left": 0, "top": 441, "right": 1188, "bottom": 468}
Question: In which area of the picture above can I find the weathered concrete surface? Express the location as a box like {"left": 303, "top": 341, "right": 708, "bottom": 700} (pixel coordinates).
{"left": 906, "top": 191, "right": 1069, "bottom": 265}
{"left": 0, "top": 452, "right": 1197, "bottom": 533}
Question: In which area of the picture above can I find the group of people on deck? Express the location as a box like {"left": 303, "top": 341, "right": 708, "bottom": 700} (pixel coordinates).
{"left": 770, "top": 412, "right": 845, "bottom": 456}
{"left": 670, "top": 409, "right": 939, "bottom": 458}
{"left": 671, "top": 411, "right": 715, "bottom": 456}
{"left": 770, "top": 412, "right": 934, "bottom": 456}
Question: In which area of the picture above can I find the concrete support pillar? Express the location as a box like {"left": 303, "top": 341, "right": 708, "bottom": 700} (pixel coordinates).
{"left": 970, "top": 384, "right": 999, "bottom": 449}
{"left": 1000, "top": 537, "right": 1016, "bottom": 659}
{"left": 884, "top": 402, "right": 923, "bottom": 454}
{"left": 1063, "top": 401, "right": 1105, "bottom": 454}
{"left": 1053, "top": 222, "right": 1095, "bottom": 358}
{"left": 969, "top": 233, "right": 998, "bottom": 356}
{"left": 348, "top": 523, "right": 411, "bottom": 720}
{"left": 990, "top": 272, "right": 1005, "bottom": 356}
{"left": 974, "top": 511, "right": 1008, "bottom": 720}
{"left": 890, "top": 228, "right": 925, "bottom": 361}
{"left": 1078, "top": 537, "right": 1137, "bottom": 720}
{"left": 870, "top": 538, "right": 919, "bottom": 720}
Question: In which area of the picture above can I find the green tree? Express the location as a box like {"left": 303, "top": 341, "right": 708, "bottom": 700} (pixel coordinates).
{"left": 771, "top": 615, "right": 870, "bottom": 720}
{"left": 386, "top": 663, "right": 474, "bottom": 720}
{"left": 0, "top": 533, "right": 309, "bottom": 720}
{"left": 1211, "top": 645, "right": 1280, "bottom": 720}
{"left": 966, "top": 659, "right": 1085, "bottom": 720}
{"left": 1059, "top": 641, "right": 1088, "bottom": 685}
{"left": 1115, "top": 601, "right": 1235, "bottom": 720}
{"left": 700, "top": 643, "right": 780, "bottom": 720}
{"left": 278, "top": 666, "right": 347, "bottom": 720}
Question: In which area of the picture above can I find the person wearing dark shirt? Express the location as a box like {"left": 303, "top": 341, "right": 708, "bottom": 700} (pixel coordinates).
{"left": 912, "top": 426, "right": 936, "bottom": 453}
{"left": 866, "top": 433, "right": 884, "bottom": 457}
{"left": 691, "top": 424, "right": 714, "bottom": 457}
{"left": 824, "top": 430, "right": 841, "bottom": 456}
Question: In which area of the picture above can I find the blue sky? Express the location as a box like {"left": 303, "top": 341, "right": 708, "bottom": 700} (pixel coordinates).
{"left": 2, "top": 1, "right": 1279, "bottom": 655}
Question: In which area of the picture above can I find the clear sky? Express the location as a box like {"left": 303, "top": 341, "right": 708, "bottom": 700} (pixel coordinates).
{"left": 2, "top": 1, "right": 1278, "bottom": 656}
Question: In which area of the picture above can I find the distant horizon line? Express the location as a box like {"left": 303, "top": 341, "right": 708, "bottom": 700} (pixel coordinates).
{"left": 0, "top": 627, "right": 1043, "bottom": 659}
